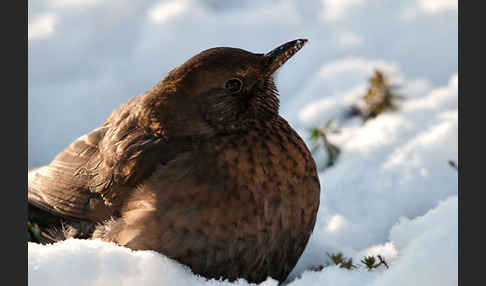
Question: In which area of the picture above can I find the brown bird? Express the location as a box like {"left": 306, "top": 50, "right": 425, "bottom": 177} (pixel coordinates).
{"left": 28, "top": 39, "right": 321, "bottom": 283}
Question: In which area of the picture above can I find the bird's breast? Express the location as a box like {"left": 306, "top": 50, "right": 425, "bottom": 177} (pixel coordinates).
{"left": 115, "top": 119, "right": 320, "bottom": 282}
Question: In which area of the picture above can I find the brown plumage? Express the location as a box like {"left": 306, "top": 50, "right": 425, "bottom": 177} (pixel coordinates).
{"left": 28, "top": 39, "right": 321, "bottom": 283}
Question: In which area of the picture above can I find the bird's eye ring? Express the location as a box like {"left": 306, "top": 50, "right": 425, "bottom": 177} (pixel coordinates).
{"left": 225, "top": 78, "right": 243, "bottom": 93}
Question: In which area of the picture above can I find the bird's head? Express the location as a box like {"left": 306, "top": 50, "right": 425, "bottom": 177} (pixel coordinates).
{"left": 145, "top": 39, "right": 308, "bottom": 137}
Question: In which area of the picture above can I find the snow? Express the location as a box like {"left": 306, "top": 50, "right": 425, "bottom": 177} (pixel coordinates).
{"left": 28, "top": 0, "right": 457, "bottom": 285}
{"left": 28, "top": 13, "right": 57, "bottom": 39}
{"left": 149, "top": 0, "right": 189, "bottom": 23}
{"left": 286, "top": 72, "right": 458, "bottom": 282}
{"left": 28, "top": 239, "right": 277, "bottom": 286}
{"left": 321, "top": 0, "right": 367, "bottom": 21}
{"left": 419, "top": 0, "right": 458, "bottom": 14}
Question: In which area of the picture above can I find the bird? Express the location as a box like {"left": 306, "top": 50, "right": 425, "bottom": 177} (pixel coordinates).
{"left": 28, "top": 39, "right": 321, "bottom": 283}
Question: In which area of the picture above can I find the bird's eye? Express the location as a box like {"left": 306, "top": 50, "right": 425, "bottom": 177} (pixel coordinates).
{"left": 225, "top": 78, "right": 243, "bottom": 93}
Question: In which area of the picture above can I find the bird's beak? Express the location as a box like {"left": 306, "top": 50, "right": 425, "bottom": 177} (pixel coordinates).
{"left": 262, "top": 39, "right": 308, "bottom": 78}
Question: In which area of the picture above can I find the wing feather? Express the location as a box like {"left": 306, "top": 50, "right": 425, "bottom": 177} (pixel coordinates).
{"left": 28, "top": 92, "right": 194, "bottom": 222}
{"left": 28, "top": 126, "right": 112, "bottom": 221}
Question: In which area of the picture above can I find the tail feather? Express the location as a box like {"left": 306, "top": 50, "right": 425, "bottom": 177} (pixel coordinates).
{"left": 28, "top": 167, "right": 96, "bottom": 243}
{"left": 28, "top": 203, "right": 97, "bottom": 243}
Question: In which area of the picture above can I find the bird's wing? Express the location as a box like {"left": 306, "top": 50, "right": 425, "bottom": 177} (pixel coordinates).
{"left": 28, "top": 125, "right": 113, "bottom": 221}
{"left": 28, "top": 93, "right": 188, "bottom": 222}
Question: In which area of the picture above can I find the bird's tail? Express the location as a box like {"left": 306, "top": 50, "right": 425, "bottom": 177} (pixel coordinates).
{"left": 28, "top": 203, "right": 67, "bottom": 244}
{"left": 28, "top": 167, "right": 94, "bottom": 244}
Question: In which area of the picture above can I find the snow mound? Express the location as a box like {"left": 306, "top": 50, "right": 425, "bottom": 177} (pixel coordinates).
{"left": 28, "top": 239, "right": 278, "bottom": 286}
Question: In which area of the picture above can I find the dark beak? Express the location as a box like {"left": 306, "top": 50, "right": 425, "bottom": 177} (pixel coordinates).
{"left": 263, "top": 39, "right": 308, "bottom": 77}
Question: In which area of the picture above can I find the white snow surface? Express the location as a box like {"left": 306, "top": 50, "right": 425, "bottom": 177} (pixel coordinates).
{"left": 28, "top": 0, "right": 458, "bottom": 285}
